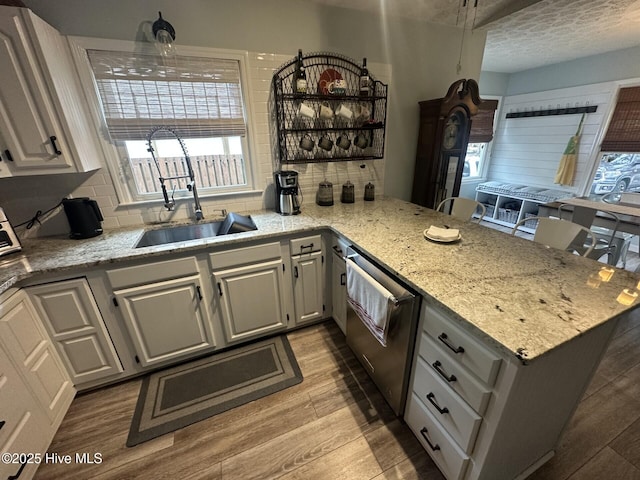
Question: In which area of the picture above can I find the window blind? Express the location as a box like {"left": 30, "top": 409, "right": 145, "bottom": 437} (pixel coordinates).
{"left": 86, "top": 50, "right": 246, "bottom": 141}
{"left": 469, "top": 99, "right": 499, "bottom": 143}
{"left": 601, "top": 86, "right": 640, "bottom": 152}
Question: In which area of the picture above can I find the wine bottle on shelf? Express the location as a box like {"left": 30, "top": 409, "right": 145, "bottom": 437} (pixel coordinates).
{"left": 294, "top": 49, "right": 307, "bottom": 95}
{"left": 359, "top": 57, "right": 370, "bottom": 97}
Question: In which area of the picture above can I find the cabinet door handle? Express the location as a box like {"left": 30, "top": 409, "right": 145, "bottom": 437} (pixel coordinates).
{"left": 294, "top": 266, "right": 299, "bottom": 278}
{"left": 419, "top": 427, "right": 440, "bottom": 452}
{"left": 432, "top": 360, "right": 456, "bottom": 383}
{"left": 4, "top": 149, "right": 13, "bottom": 162}
{"left": 196, "top": 285, "right": 203, "bottom": 300}
{"left": 438, "top": 333, "right": 465, "bottom": 354}
{"left": 49, "top": 135, "right": 62, "bottom": 155}
{"left": 340, "top": 272, "right": 346, "bottom": 285}
{"left": 217, "top": 282, "right": 223, "bottom": 296}
{"left": 426, "top": 392, "right": 449, "bottom": 414}
{"left": 8, "top": 461, "right": 27, "bottom": 480}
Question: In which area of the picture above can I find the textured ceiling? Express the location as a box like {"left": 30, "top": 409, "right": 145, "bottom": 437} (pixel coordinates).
{"left": 307, "top": 0, "right": 640, "bottom": 73}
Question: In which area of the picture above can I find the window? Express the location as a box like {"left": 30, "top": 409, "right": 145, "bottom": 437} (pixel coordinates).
{"left": 463, "top": 99, "right": 499, "bottom": 179}
{"left": 588, "top": 86, "right": 640, "bottom": 197}
{"left": 82, "top": 44, "right": 253, "bottom": 203}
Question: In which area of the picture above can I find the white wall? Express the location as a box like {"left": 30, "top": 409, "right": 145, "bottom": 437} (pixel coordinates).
{"left": 487, "top": 82, "right": 618, "bottom": 195}
{"left": 1, "top": 0, "right": 485, "bottom": 234}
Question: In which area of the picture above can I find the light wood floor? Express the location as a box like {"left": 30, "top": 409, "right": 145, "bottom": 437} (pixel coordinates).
{"left": 34, "top": 309, "right": 640, "bottom": 480}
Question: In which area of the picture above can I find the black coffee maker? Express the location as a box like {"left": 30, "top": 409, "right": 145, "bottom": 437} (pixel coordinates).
{"left": 274, "top": 171, "right": 301, "bottom": 215}
{"left": 62, "top": 198, "right": 104, "bottom": 239}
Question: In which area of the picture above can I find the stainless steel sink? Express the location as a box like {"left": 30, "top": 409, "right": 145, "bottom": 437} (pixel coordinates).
{"left": 134, "top": 213, "right": 258, "bottom": 248}
{"left": 135, "top": 221, "right": 224, "bottom": 248}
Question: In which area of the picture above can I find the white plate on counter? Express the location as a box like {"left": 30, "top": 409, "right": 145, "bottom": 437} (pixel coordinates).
{"left": 423, "top": 228, "right": 462, "bottom": 243}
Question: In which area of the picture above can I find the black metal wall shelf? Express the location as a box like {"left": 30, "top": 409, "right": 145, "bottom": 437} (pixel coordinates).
{"left": 272, "top": 52, "right": 388, "bottom": 164}
{"left": 506, "top": 105, "right": 597, "bottom": 119}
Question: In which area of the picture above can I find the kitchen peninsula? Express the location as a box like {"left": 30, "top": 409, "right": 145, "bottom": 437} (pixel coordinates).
{"left": 2, "top": 196, "right": 639, "bottom": 480}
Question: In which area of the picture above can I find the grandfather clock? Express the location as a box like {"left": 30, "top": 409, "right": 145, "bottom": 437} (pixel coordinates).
{"left": 411, "top": 79, "right": 482, "bottom": 209}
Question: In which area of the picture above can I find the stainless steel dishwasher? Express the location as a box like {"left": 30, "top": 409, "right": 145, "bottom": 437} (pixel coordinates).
{"left": 345, "top": 247, "right": 421, "bottom": 416}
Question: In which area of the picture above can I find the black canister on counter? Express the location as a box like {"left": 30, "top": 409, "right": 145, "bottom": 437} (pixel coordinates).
{"left": 316, "top": 180, "right": 334, "bottom": 206}
{"left": 364, "top": 182, "right": 375, "bottom": 201}
{"left": 341, "top": 181, "right": 355, "bottom": 203}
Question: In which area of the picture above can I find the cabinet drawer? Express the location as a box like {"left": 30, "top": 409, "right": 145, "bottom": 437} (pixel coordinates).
{"left": 405, "top": 392, "right": 469, "bottom": 480}
{"left": 419, "top": 332, "right": 492, "bottom": 415}
{"left": 107, "top": 256, "right": 200, "bottom": 289}
{"left": 290, "top": 235, "right": 322, "bottom": 255}
{"left": 412, "top": 356, "right": 482, "bottom": 453}
{"left": 423, "top": 304, "right": 502, "bottom": 387}
{"left": 210, "top": 242, "right": 282, "bottom": 270}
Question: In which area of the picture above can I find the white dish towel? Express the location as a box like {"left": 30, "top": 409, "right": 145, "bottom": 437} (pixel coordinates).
{"left": 346, "top": 258, "right": 395, "bottom": 347}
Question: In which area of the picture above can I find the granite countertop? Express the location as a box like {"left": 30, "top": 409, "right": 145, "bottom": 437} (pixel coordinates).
{"left": 3, "top": 196, "right": 639, "bottom": 364}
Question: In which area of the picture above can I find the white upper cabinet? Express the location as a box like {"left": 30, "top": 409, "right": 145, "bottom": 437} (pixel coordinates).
{"left": 0, "top": 7, "right": 102, "bottom": 175}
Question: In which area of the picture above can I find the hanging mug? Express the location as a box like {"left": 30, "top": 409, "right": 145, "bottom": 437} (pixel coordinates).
{"left": 319, "top": 102, "right": 334, "bottom": 120}
{"left": 297, "top": 102, "right": 316, "bottom": 119}
{"left": 335, "top": 104, "right": 353, "bottom": 120}
{"left": 336, "top": 134, "right": 351, "bottom": 150}
{"left": 318, "top": 134, "right": 333, "bottom": 151}
{"left": 299, "top": 134, "right": 315, "bottom": 151}
{"left": 354, "top": 133, "right": 369, "bottom": 149}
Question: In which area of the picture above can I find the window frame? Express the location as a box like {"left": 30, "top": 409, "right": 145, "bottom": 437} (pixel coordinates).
{"left": 68, "top": 36, "right": 260, "bottom": 206}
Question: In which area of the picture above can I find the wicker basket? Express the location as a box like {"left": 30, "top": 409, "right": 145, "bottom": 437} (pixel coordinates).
{"left": 524, "top": 213, "right": 539, "bottom": 230}
{"left": 498, "top": 208, "right": 519, "bottom": 224}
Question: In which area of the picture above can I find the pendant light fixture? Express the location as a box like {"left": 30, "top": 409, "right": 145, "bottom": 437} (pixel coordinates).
{"left": 152, "top": 11, "right": 176, "bottom": 57}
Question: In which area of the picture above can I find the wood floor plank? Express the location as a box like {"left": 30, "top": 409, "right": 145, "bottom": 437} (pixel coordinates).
{"left": 276, "top": 436, "right": 383, "bottom": 480}
{"left": 372, "top": 452, "right": 445, "bottom": 480}
{"left": 219, "top": 397, "right": 389, "bottom": 480}
{"left": 611, "top": 417, "right": 640, "bottom": 470}
{"left": 585, "top": 320, "right": 640, "bottom": 397}
{"left": 529, "top": 362, "right": 640, "bottom": 479}
{"left": 364, "top": 419, "right": 425, "bottom": 472}
{"left": 566, "top": 447, "right": 640, "bottom": 480}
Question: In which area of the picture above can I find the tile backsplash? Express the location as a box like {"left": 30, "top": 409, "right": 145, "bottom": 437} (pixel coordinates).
{"left": 1, "top": 50, "right": 390, "bottom": 238}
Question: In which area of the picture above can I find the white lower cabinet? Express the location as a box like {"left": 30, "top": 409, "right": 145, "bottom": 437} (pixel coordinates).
{"left": 26, "top": 278, "right": 123, "bottom": 386}
{"left": 108, "top": 257, "right": 217, "bottom": 367}
{"left": 210, "top": 242, "right": 288, "bottom": 343}
{"left": 0, "top": 289, "right": 75, "bottom": 480}
{"left": 406, "top": 301, "right": 621, "bottom": 480}
{"left": 290, "top": 235, "right": 325, "bottom": 326}
{"left": 292, "top": 251, "right": 324, "bottom": 325}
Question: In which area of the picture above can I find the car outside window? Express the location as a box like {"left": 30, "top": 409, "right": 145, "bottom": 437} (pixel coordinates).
{"left": 589, "top": 153, "right": 640, "bottom": 197}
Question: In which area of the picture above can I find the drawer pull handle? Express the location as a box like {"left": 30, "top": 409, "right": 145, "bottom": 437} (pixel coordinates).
{"left": 300, "top": 243, "right": 314, "bottom": 251}
{"left": 432, "top": 360, "right": 457, "bottom": 383}
{"left": 419, "top": 427, "right": 440, "bottom": 452}
{"left": 426, "top": 392, "right": 449, "bottom": 414}
{"left": 332, "top": 245, "right": 343, "bottom": 254}
{"left": 438, "top": 333, "right": 464, "bottom": 354}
